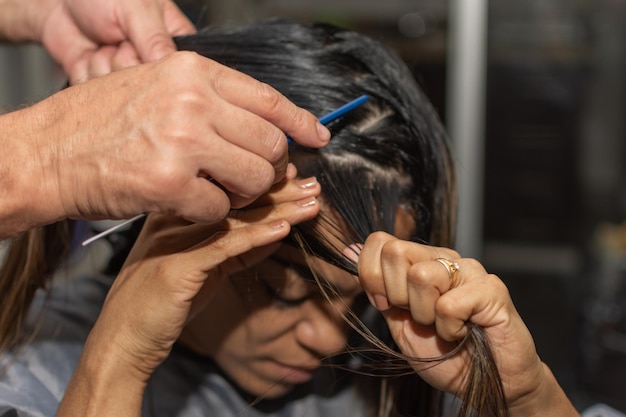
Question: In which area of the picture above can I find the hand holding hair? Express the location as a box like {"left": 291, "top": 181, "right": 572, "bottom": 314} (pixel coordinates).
{"left": 0, "top": 52, "right": 329, "bottom": 238}
{"left": 355, "top": 231, "right": 580, "bottom": 417}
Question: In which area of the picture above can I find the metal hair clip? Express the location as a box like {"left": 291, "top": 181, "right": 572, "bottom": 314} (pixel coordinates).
{"left": 82, "top": 95, "right": 369, "bottom": 247}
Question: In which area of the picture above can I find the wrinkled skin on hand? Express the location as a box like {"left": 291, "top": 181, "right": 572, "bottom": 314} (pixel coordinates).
{"left": 0, "top": 0, "right": 330, "bottom": 238}
{"left": 2, "top": 52, "right": 329, "bottom": 238}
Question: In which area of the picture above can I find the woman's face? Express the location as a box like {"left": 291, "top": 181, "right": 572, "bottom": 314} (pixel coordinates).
{"left": 179, "top": 241, "right": 363, "bottom": 398}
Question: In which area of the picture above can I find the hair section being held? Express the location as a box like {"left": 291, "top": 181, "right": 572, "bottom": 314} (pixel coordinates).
{"left": 177, "top": 18, "right": 506, "bottom": 417}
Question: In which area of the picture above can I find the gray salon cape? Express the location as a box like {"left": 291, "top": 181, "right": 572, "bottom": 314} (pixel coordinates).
{"left": 0, "top": 269, "right": 372, "bottom": 417}
{"left": 1, "top": 251, "right": 615, "bottom": 417}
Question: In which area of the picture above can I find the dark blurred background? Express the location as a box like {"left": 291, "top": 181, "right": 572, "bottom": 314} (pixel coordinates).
{"left": 2, "top": 0, "right": 625, "bottom": 412}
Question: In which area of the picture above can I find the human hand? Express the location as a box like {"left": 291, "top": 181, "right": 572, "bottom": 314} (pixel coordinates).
{"left": 85, "top": 170, "right": 320, "bottom": 378}
{"left": 33, "top": 0, "right": 196, "bottom": 83}
{"left": 57, "top": 171, "right": 320, "bottom": 415}
{"left": 13, "top": 53, "right": 329, "bottom": 233}
{"left": 354, "top": 232, "right": 576, "bottom": 415}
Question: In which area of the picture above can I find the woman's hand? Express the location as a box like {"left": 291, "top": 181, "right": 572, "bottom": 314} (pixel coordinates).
{"left": 57, "top": 168, "right": 321, "bottom": 417}
{"left": 356, "top": 232, "right": 579, "bottom": 416}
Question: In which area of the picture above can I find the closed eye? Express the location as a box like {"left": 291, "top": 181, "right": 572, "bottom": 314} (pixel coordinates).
{"left": 259, "top": 278, "right": 311, "bottom": 307}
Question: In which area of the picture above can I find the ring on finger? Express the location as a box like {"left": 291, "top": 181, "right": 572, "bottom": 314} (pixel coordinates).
{"left": 435, "top": 257, "right": 460, "bottom": 287}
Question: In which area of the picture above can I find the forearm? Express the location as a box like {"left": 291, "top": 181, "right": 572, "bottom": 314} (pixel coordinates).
{"left": 57, "top": 335, "right": 147, "bottom": 417}
{"left": 0, "top": 0, "right": 53, "bottom": 42}
{"left": 509, "top": 362, "right": 580, "bottom": 417}
{"left": 0, "top": 102, "right": 66, "bottom": 238}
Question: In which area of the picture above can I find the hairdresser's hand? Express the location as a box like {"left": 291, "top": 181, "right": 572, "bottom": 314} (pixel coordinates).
{"left": 57, "top": 170, "right": 320, "bottom": 416}
{"left": 1, "top": 53, "right": 329, "bottom": 238}
{"left": 355, "top": 232, "right": 579, "bottom": 417}
{"left": 30, "top": 0, "right": 196, "bottom": 83}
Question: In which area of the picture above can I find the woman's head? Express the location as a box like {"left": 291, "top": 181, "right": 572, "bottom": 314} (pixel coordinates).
{"left": 175, "top": 18, "right": 455, "bottom": 398}
{"left": 176, "top": 16, "right": 455, "bottom": 270}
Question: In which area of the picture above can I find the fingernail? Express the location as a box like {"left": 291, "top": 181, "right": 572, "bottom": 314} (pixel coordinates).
{"left": 270, "top": 220, "right": 287, "bottom": 228}
{"left": 373, "top": 294, "right": 390, "bottom": 311}
{"left": 316, "top": 122, "right": 331, "bottom": 142}
{"left": 296, "top": 177, "right": 317, "bottom": 189}
{"left": 297, "top": 196, "right": 317, "bottom": 207}
{"left": 286, "top": 163, "right": 297, "bottom": 179}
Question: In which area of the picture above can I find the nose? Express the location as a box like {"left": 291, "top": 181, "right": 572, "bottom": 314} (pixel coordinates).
{"left": 295, "top": 300, "right": 348, "bottom": 356}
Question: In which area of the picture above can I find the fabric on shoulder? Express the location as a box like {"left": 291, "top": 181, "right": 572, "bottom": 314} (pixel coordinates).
{"left": 0, "top": 273, "right": 111, "bottom": 416}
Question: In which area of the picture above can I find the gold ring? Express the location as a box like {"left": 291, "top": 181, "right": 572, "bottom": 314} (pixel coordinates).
{"left": 435, "top": 258, "right": 460, "bottom": 286}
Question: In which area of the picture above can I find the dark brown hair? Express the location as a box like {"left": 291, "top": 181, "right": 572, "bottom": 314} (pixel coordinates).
{"left": 175, "top": 19, "right": 506, "bottom": 416}
{"left": 0, "top": 18, "right": 507, "bottom": 416}
{"left": 0, "top": 221, "right": 72, "bottom": 352}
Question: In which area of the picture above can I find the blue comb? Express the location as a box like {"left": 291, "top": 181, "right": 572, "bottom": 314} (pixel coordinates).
{"left": 320, "top": 94, "right": 369, "bottom": 124}
{"left": 288, "top": 94, "right": 369, "bottom": 142}
{"left": 82, "top": 95, "right": 369, "bottom": 247}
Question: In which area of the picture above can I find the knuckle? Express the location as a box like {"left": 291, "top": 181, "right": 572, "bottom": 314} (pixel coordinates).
{"left": 238, "top": 159, "right": 276, "bottom": 197}
{"left": 444, "top": 248, "right": 461, "bottom": 260}
{"left": 202, "top": 193, "right": 231, "bottom": 221}
{"left": 433, "top": 247, "right": 460, "bottom": 261}
{"left": 261, "top": 127, "right": 288, "bottom": 164}
{"left": 256, "top": 82, "right": 283, "bottom": 114}
{"left": 380, "top": 239, "right": 408, "bottom": 261}
{"left": 273, "top": 155, "right": 289, "bottom": 182}
{"left": 484, "top": 273, "right": 510, "bottom": 297}
{"left": 167, "top": 50, "right": 201, "bottom": 68}
{"left": 288, "top": 105, "right": 309, "bottom": 132}
{"left": 205, "top": 230, "right": 231, "bottom": 252}
{"left": 365, "top": 231, "right": 390, "bottom": 245}
{"left": 463, "top": 257, "right": 483, "bottom": 270}
{"left": 211, "top": 225, "right": 265, "bottom": 260}
{"left": 436, "top": 295, "right": 462, "bottom": 320}
{"left": 142, "top": 32, "right": 173, "bottom": 58}
{"left": 160, "top": 53, "right": 208, "bottom": 98}
{"left": 362, "top": 232, "right": 395, "bottom": 256}
{"left": 253, "top": 160, "right": 277, "bottom": 190}
{"left": 208, "top": 66, "right": 233, "bottom": 97}
{"left": 408, "top": 263, "right": 435, "bottom": 287}
{"left": 149, "top": 159, "right": 184, "bottom": 195}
